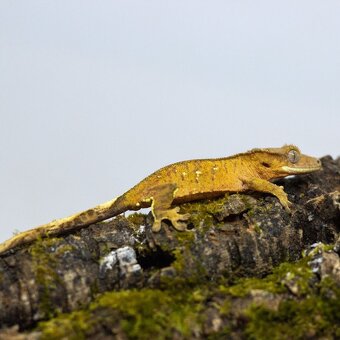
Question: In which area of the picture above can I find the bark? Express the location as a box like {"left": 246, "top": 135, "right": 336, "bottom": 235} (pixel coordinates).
{"left": 0, "top": 156, "right": 339, "bottom": 339}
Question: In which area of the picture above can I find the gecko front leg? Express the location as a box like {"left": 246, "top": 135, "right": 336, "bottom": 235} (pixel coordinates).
{"left": 242, "top": 177, "right": 292, "bottom": 212}
{"left": 145, "top": 183, "right": 190, "bottom": 232}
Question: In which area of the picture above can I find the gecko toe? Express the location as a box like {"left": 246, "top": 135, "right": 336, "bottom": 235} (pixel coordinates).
{"left": 173, "top": 221, "right": 187, "bottom": 231}
{"left": 179, "top": 213, "right": 191, "bottom": 221}
{"left": 152, "top": 219, "right": 162, "bottom": 232}
{"left": 282, "top": 200, "right": 292, "bottom": 213}
{"left": 170, "top": 210, "right": 190, "bottom": 231}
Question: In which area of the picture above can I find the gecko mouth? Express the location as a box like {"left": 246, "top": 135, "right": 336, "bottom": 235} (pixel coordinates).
{"left": 281, "top": 165, "right": 322, "bottom": 174}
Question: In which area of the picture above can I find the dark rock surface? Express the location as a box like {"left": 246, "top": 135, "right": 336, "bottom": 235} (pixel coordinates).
{"left": 0, "top": 156, "right": 339, "bottom": 339}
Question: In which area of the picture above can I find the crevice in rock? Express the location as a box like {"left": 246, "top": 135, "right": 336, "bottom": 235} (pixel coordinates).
{"left": 137, "top": 247, "right": 175, "bottom": 270}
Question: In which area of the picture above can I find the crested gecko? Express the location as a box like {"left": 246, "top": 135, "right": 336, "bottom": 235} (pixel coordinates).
{"left": 0, "top": 145, "right": 321, "bottom": 255}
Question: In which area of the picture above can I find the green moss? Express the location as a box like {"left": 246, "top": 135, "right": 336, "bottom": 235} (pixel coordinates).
{"left": 273, "top": 259, "right": 314, "bottom": 296}
{"left": 94, "top": 289, "right": 202, "bottom": 338}
{"left": 220, "top": 276, "right": 281, "bottom": 297}
{"left": 167, "top": 247, "right": 207, "bottom": 287}
{"left": 218, "top": 299, "right": 231, "bottom": 316}
{"left": 206, "top": 327, "right": 232, "bottom": 339}
{"left": 179, "top": 194, "right": 259, "bottom": 234}
{"left": 29, "top": 237, "right": 64, "bottom": 318}
{"left": 162, "top": 227, "right": 208, "bottom": 287}
{"left": 174, "top": 228, "right": 196, "bottom": 244}
{"left": 250, "top": 200, "right": 274, "bottom": 215}
{"left": 179, "top": 194, "right": 230, "bottom": 229}
{"left": 302, "top": 242, "right": 335, "bottom": 258}
{"left": 39, "top": 310, "right": 93, "bottom": 340}
{"left": 245, "top": 278, "right": 340, "bottom": 339}
{"left": 55, "top": 244, "right": 75, "bottom": 256}
{"left": 253, "top": 223, "right": 262, "bottom": 234}
{"left": 321, "top": 244, "right": 335, "bottom": 252}
{"left": 36, "top": 242, "right": 340, "bottom": 339}
{"left": 217, "top": 251, "right": 340, "bottom": 338}
{"left": 39, "top": 288, "right": 206, "bottom": 339}
{"left": 219, "top": 257, "right": 313, "bottom": 297}
{"left": 127, "top": 213, "right": 146, "bottom": 226}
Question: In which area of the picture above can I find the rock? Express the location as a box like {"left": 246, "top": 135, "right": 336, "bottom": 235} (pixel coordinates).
{"left": 0, "top": 155, "right": 339, "bottom": 338}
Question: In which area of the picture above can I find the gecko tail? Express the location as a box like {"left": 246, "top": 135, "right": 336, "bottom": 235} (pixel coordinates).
{"left": 0, "top": 195, "right": 127, "bottom": 256}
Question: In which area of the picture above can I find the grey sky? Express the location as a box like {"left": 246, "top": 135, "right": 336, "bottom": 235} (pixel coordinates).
{"left": 0, "top": 1, "right": 339, "bottom": 243}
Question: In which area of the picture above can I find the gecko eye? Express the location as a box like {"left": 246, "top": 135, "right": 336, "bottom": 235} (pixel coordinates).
{"left": 261, "top": 162, "right": 271, "bottom": 168}
{"left": 288, "top": 149, "right": 299, "bottom": 163}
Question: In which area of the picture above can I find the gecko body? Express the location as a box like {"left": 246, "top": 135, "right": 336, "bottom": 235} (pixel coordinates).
{"left": 0, "top": 145, "right": 321, "bottom": 255}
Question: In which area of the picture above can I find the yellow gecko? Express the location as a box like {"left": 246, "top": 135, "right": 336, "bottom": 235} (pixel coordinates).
{"left": 0, "top": 145, "right": 321, "bottom": 255}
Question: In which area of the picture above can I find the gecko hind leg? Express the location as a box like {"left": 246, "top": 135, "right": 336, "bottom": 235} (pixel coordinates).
{"left": 147, "top": 183, "right": 190, "bottom": 232}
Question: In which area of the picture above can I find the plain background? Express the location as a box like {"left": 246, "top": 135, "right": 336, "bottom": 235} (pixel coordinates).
{"left": 0, "top": 1, "right": 339, "bottom": 243}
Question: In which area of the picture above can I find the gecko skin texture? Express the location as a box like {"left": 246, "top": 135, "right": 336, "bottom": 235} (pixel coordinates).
{"left": 0, "top": 145, "right": 321, "bottom": 255}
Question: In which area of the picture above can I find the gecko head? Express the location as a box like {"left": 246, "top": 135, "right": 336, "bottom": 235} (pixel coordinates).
{"left": 252, "top": 145, "right": 322, "bottom": 178}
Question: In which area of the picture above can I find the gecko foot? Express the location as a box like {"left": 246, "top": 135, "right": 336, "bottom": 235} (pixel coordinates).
{"left": 283, "top": 200, "right": 293, "bottom": 213}
{"left": 152, "top": 207, "right": 190, "bottom": 232}
{"left": 277, "top": 194, "right": 292, "bottom": 213}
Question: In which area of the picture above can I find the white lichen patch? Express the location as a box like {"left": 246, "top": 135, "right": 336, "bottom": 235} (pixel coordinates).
{"left": 137, "top": 225, "right": 145, "bottom": 235}
{"left": 100, "top": 251, "right": 118, "bottom": 271}
{"left": 116, "top": 247, "right": 136, "bottom": 266}
{"left": 310, "top": 242, "right": 322, "bottom": 249}
{"left": 100, "top": 246, "right": 141, "bottom": 274}
{"left": 308, "top": 254, "right": 324, "bottom": 274}
{"left": 307, "top": 213, "right": 314, "bottom": 222}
